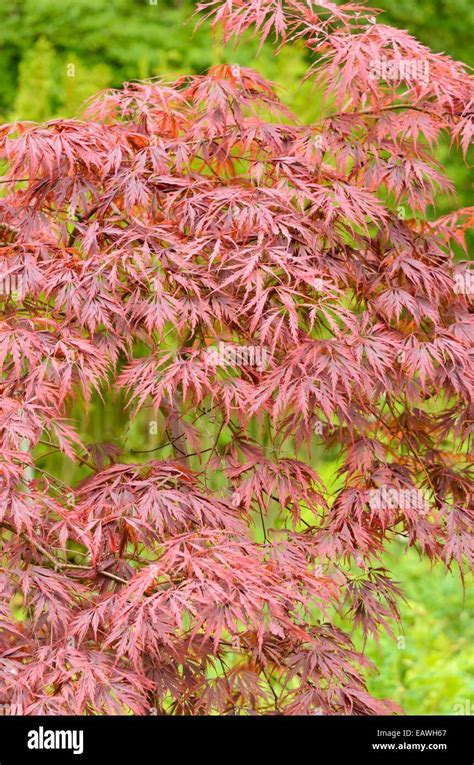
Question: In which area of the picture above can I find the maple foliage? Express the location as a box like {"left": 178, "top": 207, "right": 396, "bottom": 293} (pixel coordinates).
{"left": 0, "top": 0, "right": 472, "bottom": 715}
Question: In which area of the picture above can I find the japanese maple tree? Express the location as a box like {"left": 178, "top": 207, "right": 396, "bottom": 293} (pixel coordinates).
{"left": 0, "top": 0, "right": 472, "bottom": 715}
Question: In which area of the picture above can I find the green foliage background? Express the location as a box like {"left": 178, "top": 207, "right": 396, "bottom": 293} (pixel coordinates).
{"left": 2, "top": 0, "right": 472, "bottom": 715}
